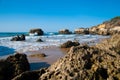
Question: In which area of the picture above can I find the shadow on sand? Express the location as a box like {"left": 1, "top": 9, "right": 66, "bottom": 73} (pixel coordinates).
{"left": 30, "top": 62, "right": 50, "bottom": 70}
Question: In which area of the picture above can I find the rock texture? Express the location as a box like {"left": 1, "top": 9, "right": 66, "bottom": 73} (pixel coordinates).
{"left": 38, "top": 34, "right": 120, "bottom": 80}
{"left": 29, "top": 28, "right": 44, "bottom": 36}
{"left": 74, "top": 16, "right": 120, "bottom": 35}
{"left": 74, "top": 28, "right": 89, "bottom": 34}
{"left": 11, "top": 34, "right": 26, "bottom": 41}
{"left": 0, "top": 53, "right": 30, "bottom": 80}
{"left": 89, "top": 16, "right": 120, "bottom": 35}
{"left": 60, "top": 40, "right": 80, "bottom": 48}
{"left": 59, "top": 29, "right": 72, "bottom": 34}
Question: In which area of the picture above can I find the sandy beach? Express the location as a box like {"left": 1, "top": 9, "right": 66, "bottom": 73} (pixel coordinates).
{"left": 26, "top": 46, "right": 67, "bottom": 70}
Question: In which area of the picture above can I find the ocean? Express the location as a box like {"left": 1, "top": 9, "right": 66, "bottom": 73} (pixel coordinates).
{"left": 0, "top": 32, "right": 109, "bottom": 57}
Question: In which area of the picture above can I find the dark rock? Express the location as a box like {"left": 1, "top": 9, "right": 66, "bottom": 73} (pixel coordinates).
{"left": 29, "top": 28, "right": 44, "bottom": 36}
{"left": 36, "top": 38, "right": 43, "bottom": 42}
{"left": 0, "top": 53, "right": 30, "bottom": 80}
{"left": 58, "top": 29, "right": 72, "bottom": 34}
{"left": 12, "top": 68, "right": 46, "bottom": 80}
{"left": 29, "top": 53, "right": 47, "bottom": 58}
{"left": 11, "top": 34, "right": 26, "bottom": 41}
{"left": 20, "top": 34, "right": 25, "bottom": 40}
{"left": 60, "top": 40, "right": 80, "bottom": 48}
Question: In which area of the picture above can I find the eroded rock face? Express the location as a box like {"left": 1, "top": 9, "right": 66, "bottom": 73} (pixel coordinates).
{"left": 29, "top": 28, "right": 44, "bottom": 36}
{"left": 60, "top": 40, "right": 80, "bottom": 48}
{"left": 58, "top": 29, "right": 72, "bottom": 34}
{"left": 0, "top": 53, "right": 30, "bottom": 80}
{"left": 38, "top": 34, "right": 120, "bottom": 80}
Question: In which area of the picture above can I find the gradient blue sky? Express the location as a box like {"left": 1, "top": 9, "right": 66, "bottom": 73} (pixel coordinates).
{"left": 0, "top": 0, "right": 120, "bottom": 32}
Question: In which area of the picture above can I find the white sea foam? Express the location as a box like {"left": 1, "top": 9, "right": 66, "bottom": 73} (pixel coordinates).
{"left": 0, "top": 34, "right": 109, "bottom": 56}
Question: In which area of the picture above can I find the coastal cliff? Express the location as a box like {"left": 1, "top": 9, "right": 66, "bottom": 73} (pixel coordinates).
{"left": 75, "top": 16, "right": 120, "bottom": 35}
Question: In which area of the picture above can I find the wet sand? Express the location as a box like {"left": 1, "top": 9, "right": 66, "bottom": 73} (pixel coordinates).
{"left": 26, "top": 46, "right": 67, "bottom": 70}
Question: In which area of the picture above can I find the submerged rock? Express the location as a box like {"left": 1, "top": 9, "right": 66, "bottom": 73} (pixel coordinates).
{"left": 0, "top": 53, "right": 30, "bottom": 80}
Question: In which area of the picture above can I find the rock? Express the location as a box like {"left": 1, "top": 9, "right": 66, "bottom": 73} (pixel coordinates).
{"left": 20, "top": 34, "right": 25, "bottom": 40}
{"left": 11, "top": 34, "right": 26, "bottom": 41}
{"left": 58, "top": 29, "right": 72, "bottom": 34}
{"left": 38, "top": 34, "right": 120, "bottom": 80}
{"left": 36, "top": 38, "right": 43, "bottom": 42}
{"left": 29, "top": 53, "right": 47, "bottom": 58}
{"left": 0, "top": 53, "right": 30, "bottom": 80}
{"left": 12, "top": 68, "right": 46, "bottom": 80}
{"left": 29, "top": 28, "right": 44, "bottom": 36}
{"left": 89, "top": 16, "right": 120, "bottom": 35}
{"left": 60, "top": 40, "right": 80, "bottom": 48}
{"left": 74, "top": 28, "right": 89, "bottom": 34}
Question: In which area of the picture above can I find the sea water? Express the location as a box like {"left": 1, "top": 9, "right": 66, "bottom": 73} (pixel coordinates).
{"left": 0, "top": 32, "right": 109, "bottom": 57}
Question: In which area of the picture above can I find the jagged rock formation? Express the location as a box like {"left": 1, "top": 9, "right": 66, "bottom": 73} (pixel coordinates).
{"left": 38, "top": 34, "right": 120, "bottom": 80}
{"left": 58, "top": 29, "right": 72, "bottom": 34}
{"left": 11, "top": 34, "right": 26, "bottom": 41}
{"left": 29, "top": 28, "right": 44, "bottom": 36}
{"left": 0, "top": 53, "right": 30, "bottom": 80}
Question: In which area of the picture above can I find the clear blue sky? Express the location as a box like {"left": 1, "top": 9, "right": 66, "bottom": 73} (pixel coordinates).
{"left": 0, "top": 0, "right": 120, "bottom": 32}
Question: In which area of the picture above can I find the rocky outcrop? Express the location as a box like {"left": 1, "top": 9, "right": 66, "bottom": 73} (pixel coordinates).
{"left": 89, "top": 16, "right": 120, "bottom": 35}
{"left": 60, "top": 40, "right": 80, "bottom": 48}
{"left": 58, "top": 29, "right": 72, "bottom": 34}
{"left": 11, "top": 34, "right": 26, "bottom": 41}
{"left": 29, "top": 28, "right": 44, "bottom": 36}
{"left": 74, "top": 28, "right": 89, "bottom": 34}
{"left": 0, "top": 53, "right": 30, "bottom": 80}
{"left": 38, "top": 34, "right": 120, "bottom": 80}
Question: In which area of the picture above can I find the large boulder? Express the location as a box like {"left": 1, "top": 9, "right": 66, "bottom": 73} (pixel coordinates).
{"left": 60, "top": 41, "right": 80, "bottom": 48}
{"left": 29, "top": 28, "right": 44, "bottom": 36}
{"left": 11, "top": 34, "right": 26, "bottom": 41}
{"left": 0, "top": 53, "right": 30, "bottom": 80}
{"left": 38, "top": 34, "right": 120, "bottom": 80}
{"left": 58, "top": 29, "right": 72, "bottom": 34}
